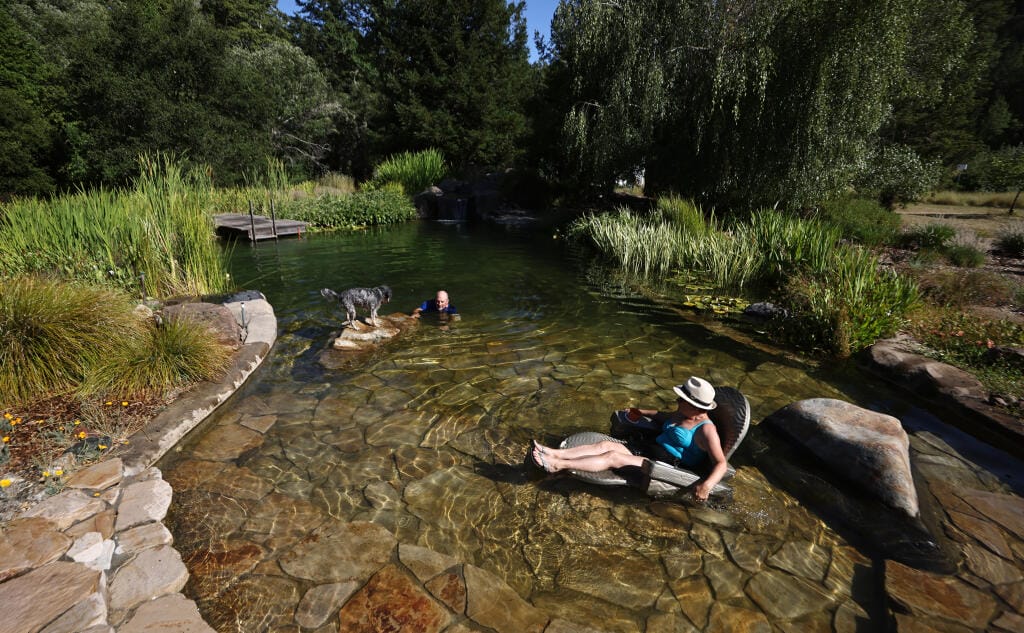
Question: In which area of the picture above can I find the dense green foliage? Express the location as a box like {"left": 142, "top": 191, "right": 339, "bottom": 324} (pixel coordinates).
{"left": 0, "top": 156, "right": 230, "bottom": 297}
{"left": 815, "top": 197, "right": 902, "bottom": 247}
{"left": 367, "top": 149, "right": 449, "bottom": 195}
{"left": 282, "top": 188, "right": 416, "bottom": 228}
{"left": 571, "top": 203, "right": 919, "bottom": 356}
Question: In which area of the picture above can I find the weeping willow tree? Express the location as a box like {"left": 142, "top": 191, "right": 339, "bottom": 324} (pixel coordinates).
{"left": 547, "top": 0, "right": 971, "bottom": 209}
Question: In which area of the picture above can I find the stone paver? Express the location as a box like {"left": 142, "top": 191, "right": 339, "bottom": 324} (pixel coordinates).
{"left": 0, "top": 517, "right": 71, "bottom": 582}
{"left": 0, "top": 562, "right": 103, "bottom": 633}
{"left": 337, "top": 564, "right": 450, "bottom": 633}
{"left": 295, "top": 581, "right": 360, "bottom": 629}
{"left": 66, "top": 459, "right": 124, "bottom": 491}
{"left": 113, "top": 479, "right": 172, "bottom": 532}
{"left": 118, "top": 593, "right": 214, "bottom": 633}
{"left": 108, "top": 545, "right": 189, "bottom": 611}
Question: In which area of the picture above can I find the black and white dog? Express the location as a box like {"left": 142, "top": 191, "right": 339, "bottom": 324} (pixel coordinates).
{"left": 321, "top": 285, "right": 392, "bottom": 328}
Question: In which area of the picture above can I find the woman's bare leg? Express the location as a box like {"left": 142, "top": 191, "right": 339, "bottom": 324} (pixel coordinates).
{"left": 535, "top": 440, "right": 631, "bottom": 460}
{"left": 533, "top": 445, "right": 644, "bottom": 473}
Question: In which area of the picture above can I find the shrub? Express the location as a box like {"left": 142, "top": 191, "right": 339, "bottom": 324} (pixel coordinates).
{"left": 816, "top": 197, "right": 901, "bottom": 247}
{"left": 0, "top": 277, "right": 141, "bottom": 407}
{"left": 778, "top": 248, "right": 919, "bottom": 357}
{"left": 282, "top": 188, "right": 416, "bottom": 229}
{"left": 82, "top": 318, "right": 231, "bottom": 398}
{"left": 898, "top": 223, "right": 957, "bottom": 250}
{"left": 912, "top": 269, "right": 1015, "bottom": 308}
{"left": 366, "top": 148, "right": 448, "bottom": 195}
{"left": 945, "top": 244, "right": 986, "bottom": 268}
{"left": 994, "top": 230, "right": 1024, "bottom": 257}
{"left": 957, "top": 145, "right": 1024, "bottom": 192}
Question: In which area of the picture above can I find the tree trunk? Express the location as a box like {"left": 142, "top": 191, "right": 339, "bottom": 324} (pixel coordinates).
{"left": 1010, "top": 187, "right": 1020, "bottom": 215}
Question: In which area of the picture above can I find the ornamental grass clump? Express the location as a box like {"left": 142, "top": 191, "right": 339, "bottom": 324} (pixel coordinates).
{"left": 0, "top": 277, "right": 140, "bottom": 407}
{"left": 82, "top": 317, "right": 232, "bottom": 398}
{"left": 779, "top": 247, "right": 919, "bottom": 357}
{"left": 367, "top": 148, "right": 448, "bottom": 195}
{"left": 569, "top": 208, "right": 685, "bottom": 276}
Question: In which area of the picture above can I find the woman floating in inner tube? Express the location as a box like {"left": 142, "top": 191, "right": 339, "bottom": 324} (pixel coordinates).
{"left": 532, "top": 377, "right": 729, "bottom": 502}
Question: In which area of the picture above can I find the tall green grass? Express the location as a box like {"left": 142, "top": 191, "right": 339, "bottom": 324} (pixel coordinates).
{"left": 282, "top": 188, "right": 416, "bottom": 229}
{"left": 0, "top": 155, "right": 229, "bottom": 297}
{"left": 366, "top": 148, "right": 448, "bottom": 195}
{"left": 571, "top": 199, "right": 920, "bottom": 356}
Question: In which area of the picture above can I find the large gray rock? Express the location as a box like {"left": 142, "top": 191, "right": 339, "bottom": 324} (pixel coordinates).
{"left": 764, "top": 398, "right": 919, "bottom": 519}
{"left": 162, "top": 302, "right": 241, "bottom": 349}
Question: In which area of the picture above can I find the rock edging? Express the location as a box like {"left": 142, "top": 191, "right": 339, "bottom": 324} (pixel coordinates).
{"left": 860, "top": 336, "right": 1024, "bottom": 459}
{"left": 0, "top": 292, "right": 276, "bottom": 633}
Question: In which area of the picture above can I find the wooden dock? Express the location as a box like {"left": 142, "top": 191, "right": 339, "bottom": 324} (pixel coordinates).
{"left": 214, "top": 213, "right": 307, "bottom": 242}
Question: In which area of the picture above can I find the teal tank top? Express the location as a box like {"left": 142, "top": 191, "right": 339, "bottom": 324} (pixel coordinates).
{"left": 656, "top": 420, "right": 710, "bottom": 468}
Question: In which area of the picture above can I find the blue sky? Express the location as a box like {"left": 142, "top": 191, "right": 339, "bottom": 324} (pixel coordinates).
{"left": 275, "top": 1, "right": 558, "bottom": 60}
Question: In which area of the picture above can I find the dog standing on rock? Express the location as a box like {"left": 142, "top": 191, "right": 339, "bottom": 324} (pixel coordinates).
{"left": 321, "top": 285, "right": 392, "bottom": 328}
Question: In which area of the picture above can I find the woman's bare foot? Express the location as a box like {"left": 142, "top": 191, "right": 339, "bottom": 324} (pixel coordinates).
{"left": 532, "top": 446, "right": 557, "bottom": 473}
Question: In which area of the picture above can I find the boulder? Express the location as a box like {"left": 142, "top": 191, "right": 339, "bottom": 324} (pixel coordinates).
{"left": 763, "top": 398, "right": 919, "bottom": 519}
{"left": 319, "top": 313, "right": 418, "bottom": 370}
{"left": 162, "top": 302, "right": 241, "bottom": 349}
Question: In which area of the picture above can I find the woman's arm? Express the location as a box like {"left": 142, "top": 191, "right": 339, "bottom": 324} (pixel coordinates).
{"left": 693, "top": 424, "right": 728, "bottom": 501}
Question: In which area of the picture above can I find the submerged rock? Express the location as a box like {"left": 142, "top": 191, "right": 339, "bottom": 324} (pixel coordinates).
{"left": 319, "top": 312, "right": 419, "bottom": 369}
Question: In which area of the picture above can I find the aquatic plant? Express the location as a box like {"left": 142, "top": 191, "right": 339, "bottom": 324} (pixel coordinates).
{"left": 366, "top": 148, "right": 448, "bottom": 195}
{"left": 282, "top": 188, "right": 416, "bottom": 229}
{"left": 0, "top": 154, "right": 229, "bottom": 297}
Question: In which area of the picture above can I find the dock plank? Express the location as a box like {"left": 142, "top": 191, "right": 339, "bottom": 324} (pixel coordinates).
{"left": 214, "top": 213, "right": 307, "bottom": 241}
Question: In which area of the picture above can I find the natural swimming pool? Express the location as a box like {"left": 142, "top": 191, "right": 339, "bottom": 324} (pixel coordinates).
{"left": 161, "top": 221, "right": 1024, "bottom": 631}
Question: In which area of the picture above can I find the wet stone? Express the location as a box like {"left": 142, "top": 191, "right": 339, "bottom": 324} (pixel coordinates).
{"left": 190, "top": 424, "right": 264, "bottom": 461}
{"left": 0, "top": 517, "right": 71, "bottom": 582}
{"left": 661, "top": 546, "right": 703, "bottom": 580}
{"left": 425, "top": 568, "right": 467, "bottom": 613}
{"left": 242, "top": 492, "right": 328, "bottom": 538}
{"left": 240, "top": 414, "right": 277, "bottom": 434}
{"left": 963, "top": 489, "right": 1024, "bottom": 541}
{"left": 338, "top": 564, "right": 450, "bottom": 633}
{"left": 321, "top": 427, "right": 365, "bottom": 453}
{"left": 464, "top": 564, "right": 548, "bottom": 633}
{"left": 399, "top": 543, "right": 459, "bottom": 582}
{"left": 108, "top": 544, "right": 188, "bottom": 611}
{"left": 119, "top": 593, "right": 214, "bottom": 633}
{"left": 647, "top": 612, "right": 699, "bottom": 633}
{"left": 994, "top": 581, "right": 1024, "bottom": 613}
{"left": 824, "top": 546, "right": 872, "bottom": 600}
{"left": 365, "top": 409, "right": 434, "bottom": 447}
{"left": 668, "top": 575, "right": 712, "bottom": 629}
{"left": 0, "top": 562, "right": 103, "bottom": 633}
{"left": 705, "top": 601, "right": 771, "bottom": 633}
{"left": 394, "top": 445, "right": 460, "bottom": 480}
{"left": 690, "top": 522, "right": 724, "bottom": 557}
{"left": 892, "top": 613, "right": 974, "bottom": 632}
{"left": 703, "top": 557, "right": 746, "bottom": 600}
{"left": 993, "top": 611, "right": 1024, "bottom": 632}
{"left": 948, "top": 510, "right": 1013, "bottom": 559}
{"left": 766, "top": 541, "right": 831, "bottom": 582}
{"left": 745, "top": 569, "right": 834, "bottom": 620}
{"left": 65, "top": 458, "right": 123, "bottom": 491}
{"left": 206, "top": 574, "right": 301, "bottom": 632}
{"left": 279, "top": 520, "right": 396, "bottom": 583}
{"left": 833, "top": 599, "right": 871, "bottom": 633}
{"left": 961, "top": 542, "right": 1023, "bottom": 585}
{"left": 885, "top": 560, "right": 998, "bottom": 628}
{"left": 183, "top": 538, "right": 265, "bottom": 598}
{"left": 295, "top": 581, "right": 360, "bottom": 629}
{"left": 114, "top": 478, "right": 173, "bottom": 532}
{"left": 421, "top": 414, "right": 478, "bottom": 449}
{"left": 531, "top": 590, "right": 640, "bottom": 633}
{"left": 162, "top": 459, "right": 224, "bottom": 493}
{"left": 776, "top": 611, "right": 833, "bottom": 633}
{"left": 557, "top": 547, "right": 664, "bottom": 611}
{"left": 721, "top": 531, "right": 769, "bottom": 574}
{"left": 21, "top": 489, "right": 106, "bottom": 531}
{"left": 205, "top": 464, "right": 274, "bottom": 501}
{"left": 545, "top": 618, "right": 613, "bottom": 633}
{"left": 364, "top": 480, "right": 402, "bottom": 509}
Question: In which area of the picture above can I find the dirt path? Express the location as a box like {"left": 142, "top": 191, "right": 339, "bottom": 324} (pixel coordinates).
{"left": 898, "top": 203, "right": 1023, "bottom": 251}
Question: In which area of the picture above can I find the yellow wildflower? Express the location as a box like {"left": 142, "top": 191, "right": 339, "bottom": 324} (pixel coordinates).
{"left": 92, "top": 492, "right": 100, "bottom": 497}
{"left": 121, "top": 401, "right": 128, "bottom": 407}
{"left": 104, "top": 401, "right": 112, "bottom": 406}
{"left": 0, "top": 479, "right": 11, "bottom": 488}
{"left": 98, "top": 445, "right": 107, "bottom": 450}
{"left": 73, "top": 420, "right": 81, "bottom": 426}
{"left": 13, "top": 418, "right": 20, "bottom": 424}
{"left": 3, "top": 413, "right": 11, "bottom": 420}
{"left": 2, "top": 437, "right": 8, "bottom": 443}
{"left": 77, "top": 431, "right": 86, "bottom": 439}
{"left": 42, "top": 470, "right": 50, "bottom": 477}
{"left": 54, "top": 469, "right": 63, "bottom": 476}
